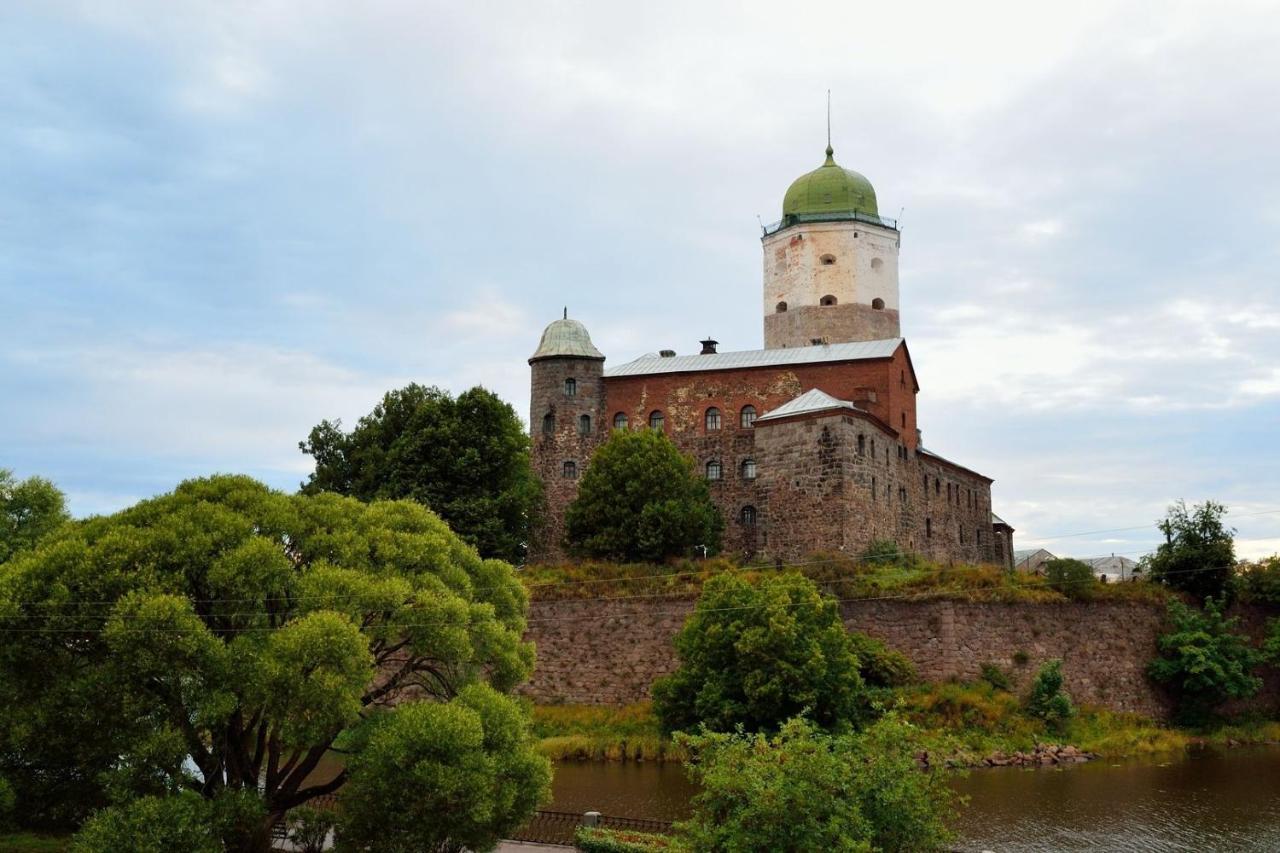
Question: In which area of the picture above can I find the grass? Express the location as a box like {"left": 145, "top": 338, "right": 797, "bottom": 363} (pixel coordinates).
{"left": 520, "top": 552, "right": 1172, "bottom": 606}
{"left": 0, "top": 832, "right": 72, "bottom": 852}
{"left": 532, "top": 684, "right": 1280, "bottom": 768}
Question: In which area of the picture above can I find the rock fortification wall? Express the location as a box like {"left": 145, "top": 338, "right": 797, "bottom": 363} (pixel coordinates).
{"left": 518, "top": 596, "right": 1278, "bottom": 720}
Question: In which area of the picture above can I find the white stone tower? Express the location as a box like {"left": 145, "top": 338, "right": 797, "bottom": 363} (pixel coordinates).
{"left": 762, "top": 145, "right": 901, "bottom": 349}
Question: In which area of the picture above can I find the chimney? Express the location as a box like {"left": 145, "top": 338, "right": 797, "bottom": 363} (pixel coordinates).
{"left": 659, "top": 349, "right": 676, "bottom": 358}
{"left": 699, "top": 338, "right": 719, "bottom": 355}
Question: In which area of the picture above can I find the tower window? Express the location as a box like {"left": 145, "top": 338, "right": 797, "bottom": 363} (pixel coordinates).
{"left": 857, "top": 434, "right": 865, "bottom": 455}
{"left": 740, "top": 405, "right": 757, "bottom": 428}
{"left": 578, "top": 414, "right": 592, "bottom": 435}
{"left": 613, "top": 412, "right": 628, "bottom": 430}
{"left": 872, "top": 475, "right": 877, "bottom": 500}
{"left": 705, "top": 407, "right": 722, "bottom": 431}
{"left": 820, "top": 294, "right": 838, "bottom": 306}
{"left": 871, "top": 298, "right": 885, "bottom": 310}
{"left": 564, "top": 377, "right": 577, "bottom": 397}
{"left": 741, "top": 458, "right": 757, "bottom": 480}
{"left": 706, "top": 460, "right": 722, "bottom": 481}
{"left": 542, "top": 413, "right": 555, "bottom": 435}
{"left": 901, "top": 412, "right": 906, "bottom": 428}
{"left": 562, "top": 461, "right": 577, "bottom": 479}
{"left": 871, "top": 257, "right": 884, "bottom": 271}
{"left": 776, "top": 301, "right": 788, "bottom": 313}
{"left": 820, "top": 254, "right": 836, "bottom": 266}
{"left": 740, "top": 505, "right": 757, "bottom": 526}
{"left": 649, "top": 410, "right": 665, "bottom": 431}
{"left": 926, "top": 518, "right": 933, "bottom": 538}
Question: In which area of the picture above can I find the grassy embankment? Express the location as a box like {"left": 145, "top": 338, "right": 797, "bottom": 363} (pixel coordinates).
{"left": 522, "top": 556, "right": 1275, "bottom": 766}
{"left": 0, "top": 833, "right": 71, "bottom": 852}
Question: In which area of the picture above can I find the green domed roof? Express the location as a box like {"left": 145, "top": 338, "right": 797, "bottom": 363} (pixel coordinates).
{"left": 529, "top": 316, "right": 604, "bottom": 363}
{"left": 782, "top": 146, "right": 878, "bottom": 219}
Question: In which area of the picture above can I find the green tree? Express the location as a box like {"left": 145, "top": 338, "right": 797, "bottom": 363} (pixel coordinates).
{"left": 338, "top": 684, "right": 550, "bottom": 852}
{"left": 1234, "top": 555, "right": 1280, "bottom": 605}
{"left": 0, "top": 469, "right": 69, "bottom": 564}
{"left": 299, "top": 384, "right": 541, "bottom": 563}
{"left": 564, "top": 429, "right": 722, "bottom": 562}
{"left": 677, "top": 714, "right": 955, "bottom": 853}
{"left": 1043, "top": 558, "right": 1097, "bottom": 601}
{"left": 1142, "top": 500, "right": 1235, "bottom": 601}
{"left": 652, "top": 572, "right": 864, "bottom": 735}
{"left": 1147, "top": 597, "right": 1263, "bottom": 724}
{"left": 0, "top": 476, "right": 540, "bottom": 849}
{"left": 1024, "top": 660, "right": 1074, "bottom": 731}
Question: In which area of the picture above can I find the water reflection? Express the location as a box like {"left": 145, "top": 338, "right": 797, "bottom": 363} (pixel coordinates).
{"left": 549, "top": 748, "right": 1280, "bottom": 852}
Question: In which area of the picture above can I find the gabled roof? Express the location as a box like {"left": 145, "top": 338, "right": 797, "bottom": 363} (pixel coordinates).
{"left": 756, "top": 388, "right": 861, "bottom": 423}
{"left": 603, "top": 338, "right": 903, "bottom": 378}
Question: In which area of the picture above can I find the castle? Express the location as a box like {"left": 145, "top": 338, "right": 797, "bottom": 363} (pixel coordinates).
{"left": 528, "top": 143, "right": 1015, "bottom": 566}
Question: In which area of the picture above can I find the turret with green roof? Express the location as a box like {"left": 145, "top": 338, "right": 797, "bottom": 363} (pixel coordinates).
{"left": 781, "top": 144, "right": 879, "bottom": 222}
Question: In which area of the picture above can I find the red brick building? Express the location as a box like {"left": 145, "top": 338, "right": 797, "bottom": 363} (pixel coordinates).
{"left": 529, "top": 145, "right": 1014, "bottom": 566}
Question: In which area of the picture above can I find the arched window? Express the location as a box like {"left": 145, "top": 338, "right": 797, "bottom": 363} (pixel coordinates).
{"left": 705, "top": 460, "right": 722, "bottom": 481}
{"left": 578, "top": 414, "right": 592, "bottom": 435}
{"left": 819, "top": 254, "right": 836, "bottom": 266}
{"left": 740, "top": 405, "right": 757, "bottom": 428}
{"left": 562, "top": 460, "right": 577, "bottom": 479}
{"left": 564, "top": 377, "right": 577, "bottom": 397}
{"left": 820, "top": 294, "right": 838, "bottom": 306}
{"left": 649, "top": 410, "right": 664, "bottom": 431}
{"left": 542, "top": 413, "right": 555, "bottom": 435}
{"left": 613, "top": 412, "right": 628, "bottom": 430}
{"left": 705, "top": 407, "right": 722, "bottom": 431}
{"left": 775, "top": 301, "right": 788, "bottom": 313}
{"left": 741, "top": 458, "right": 756, "bottom": 480}
{"left": 871, "top": 297, "right": 885, "bottom": 310}
{"left": 740, "top": 505, "right": 757, "bottom": 526}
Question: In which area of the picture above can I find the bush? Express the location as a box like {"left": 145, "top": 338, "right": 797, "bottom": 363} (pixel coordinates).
{"left": 652, "top": 572, "right": 864, "bottom": 735}
{"left": 859, "top": 539, "right": 924, "bottom": 570}
{"left": 848, "top": 632, "right": 917, "bottom": 688}
{"left": 1148, "top": 597, "right": 1263, "bottom": 724}
{"left": 284, "top": 806, "right": 335, "bottom": 853}
{"left": 979, "top": 663, "right": 1011, "bottom": 691}
{"left": 1142, "top": 500, "right": 1236, "bottom": 601}
{"left": 575, "top": 826, "right": 676, "bottom": 852}
{"left": 338, "top": 684, "right": 551, "bottom": 853}
{"left": 1235, "top": 556, "right": 1280, "bottom": 605}
{"left": 1044, "top": 558, "right": 1097, "bottom": 601}
{"left": 565, "top": 430, "right": 723, "bottom": 562}
{"left": 677, "top": 715, "right": 955, "bottom": 853}
{"left": 71, "top": 793, "right": 235, "bottom": 853}
{"left": 1025, "top": 660, "right": 1074, "bottom": 730}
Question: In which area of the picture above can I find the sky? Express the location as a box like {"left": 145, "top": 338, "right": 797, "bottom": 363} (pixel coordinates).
{"left": 2, "top": 0, "right": 1279, "bottom": 561}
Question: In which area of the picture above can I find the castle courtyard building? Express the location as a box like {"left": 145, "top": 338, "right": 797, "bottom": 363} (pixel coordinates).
{"left": 529, "top": 144, "right": 1014, "bottom": 567}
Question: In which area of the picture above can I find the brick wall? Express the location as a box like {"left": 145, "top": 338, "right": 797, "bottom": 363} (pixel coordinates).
{"left": 518, "top": 595, "right": 1279, "bottom": 720}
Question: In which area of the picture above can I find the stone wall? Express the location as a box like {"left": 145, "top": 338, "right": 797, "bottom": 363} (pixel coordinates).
{"left": 518, "top": 595, "right": 1278, "bottom": 720}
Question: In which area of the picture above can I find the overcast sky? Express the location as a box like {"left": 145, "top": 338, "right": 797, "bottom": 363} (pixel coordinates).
{"left": 3, "top": 1, "right": 1279, "bottom": 561}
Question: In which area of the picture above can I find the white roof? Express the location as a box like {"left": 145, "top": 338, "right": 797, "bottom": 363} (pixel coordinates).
{"left": 604, "top": 338, "right": 903, "bottom": 378}
{"left": 756, "top": 388, "right": 860, "bottom": 422}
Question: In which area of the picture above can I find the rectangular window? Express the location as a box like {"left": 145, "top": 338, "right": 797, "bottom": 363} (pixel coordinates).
{"left": 562, "top": 461, "right": 577, "bottom": 479}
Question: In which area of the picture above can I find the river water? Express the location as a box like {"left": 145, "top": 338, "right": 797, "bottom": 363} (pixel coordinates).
{"left": 548, "top": 747, "right": 1280, "bottom": 851}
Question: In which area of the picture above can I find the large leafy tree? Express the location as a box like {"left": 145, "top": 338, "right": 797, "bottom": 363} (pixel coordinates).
{"left": 0, "top": 476, "right": 544, "bottom": 850}
{"left": 564, "top": 429, "right": 722, "bottom": 562}
{"left": 1147, "top": 597, "right": 1263, "bottom": 724}
{"left": 0, "top": 469, "right": 69, "bottom": 563}
{"left": 299, "top": 384, "right": 541, "bottom": 563}
{"left": 1142, "top": 500, "right": 1235, "bottom": 601}
{"left": 678, "top": 714, "right": 956, "bottom": 853}
{"left": 652, "top": 572, "right": 864, "bottom": 735}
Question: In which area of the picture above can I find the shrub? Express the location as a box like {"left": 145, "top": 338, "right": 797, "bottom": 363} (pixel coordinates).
{"left": 1148, "top": 597, "right": 1263, "bottom": 724}
{"left": 677, "top": 714, "right": 955, "bottom": 853}
{"left": 284, "top": 806, "right": 335, "bottom": 853}
{"left": 979, "top": 663, "right": 1011, "bottom": 691}
{"left": 565, "top": 430, "right": 723, "bottom": 562}
{"left": 859, "top": 539, "right": 924, "bottom": 570}
{"left": 1044, "top": 558, "right": 1097, "bottom": 601}
{"left": 338, "top": 684, "right": 552, "bottom": 852}
{"left": 71, "top": 793, "right": 238, "bottom": 853}
{"left": 652, "top": 572, "right": 864, "bottom": 735}
{"left": 1234, "top": 556, "right": 1280, "bottom": 605}
{"left": 575, "top": 826, "right": 676, "bottom": 852}
{"left": 1141, "top": 500, "right": 1236, "bottom": 602}
{"left": 848, "top": 632, "right": 917, "bottom": 688}
{"left": 1025, "top": 660, "right": 1074, "bottom": 730}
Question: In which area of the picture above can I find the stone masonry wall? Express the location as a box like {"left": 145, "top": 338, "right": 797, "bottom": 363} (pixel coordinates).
{"left": 518, "top": 596, "right": 1279, "bottom": 719}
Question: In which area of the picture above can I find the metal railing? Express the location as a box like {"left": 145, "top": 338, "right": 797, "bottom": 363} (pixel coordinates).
{"left": 509, "top": 809, "right": 675, "bottom": 845}
{"left": 762, "top": 210, "right": 898, "bottom": 236}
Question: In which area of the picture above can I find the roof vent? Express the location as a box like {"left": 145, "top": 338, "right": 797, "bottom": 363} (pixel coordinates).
{"left": 700, "top": 338, "right": 719, "bottom": 355}
{"left": 659, "top": 349, "right": 676, "bottom": 358}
